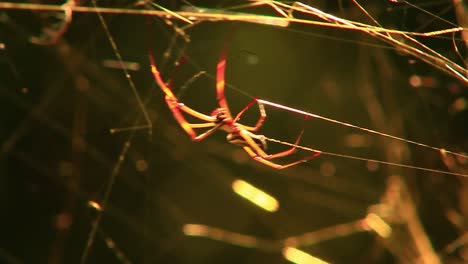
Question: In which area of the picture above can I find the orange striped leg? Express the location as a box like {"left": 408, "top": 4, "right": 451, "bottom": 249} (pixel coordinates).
{"left": 234, "top": 98, "right": 267, "bottom": 132}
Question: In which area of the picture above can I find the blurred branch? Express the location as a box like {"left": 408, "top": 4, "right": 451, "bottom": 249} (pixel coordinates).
{"left": 182, "top": 219, "right": 368, "bottom": 252}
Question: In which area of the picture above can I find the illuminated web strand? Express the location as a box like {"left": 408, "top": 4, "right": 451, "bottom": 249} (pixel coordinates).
{"left": 269, "top": 1, "right": 467, "bottom": 83}
{"left": 257, "top": 99, "right": 468, "bottom": 178}
{"left": 98, "top": 229, "right": 133, "bottom": 264}
{"left": 269, "top": 1, "right": 464, "bottom": 37}
{"left": 399, "top": 0, "right": 459, "bottom": 28}
{"left": 80, "top": 139, "right": 132, "bottom": 264}
{"left": 350, "top": 0, "right": 384, "bottom": 30}
{"left": 267, "top": 136, "right": 468, "bottom": 178}
{"left": 2, "top": 2, "right": 465, "bottom": 82}
{"left": 258, "top": 99, "right": 467, "bottom": 160}
{"left": 0, "top": 2, "right": 463, "bottom": 38}
{"left": 76, "top": 1, "right": 154, "bottom": 137}
{"left": 80, "top": 0, "right": 143, "bottom": 262}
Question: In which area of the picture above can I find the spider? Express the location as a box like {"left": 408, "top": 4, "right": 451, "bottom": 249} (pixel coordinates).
{"left": 149, "top": 49, "right": 321, "bottom": 169}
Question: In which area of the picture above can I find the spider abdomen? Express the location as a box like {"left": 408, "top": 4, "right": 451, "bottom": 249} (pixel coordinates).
{"left": 227, "top": 132, "right": 267, "bottom": 151}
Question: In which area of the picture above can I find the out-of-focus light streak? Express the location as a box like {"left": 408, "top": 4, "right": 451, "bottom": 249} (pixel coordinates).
{"left": 102, "top": 60, "right": 140, "bottom": 71}
{"left": 283, "top": 247, "right": 329, "bottom": 264}
{"left": 364, "top": 213, "right": 392, "bottom": 238}
{"left": 232, "top": 179, "right": 279, "bottom": 212}
{"left": 88, "top": 200, "right": 102, "bottom": 211}
{"left": 183, "top": 224, "right": 258, "bottom": 248}
{"left": 183, "top": 224, "right": 209, "bottom": 237}
{"left": 345, "top": 134, "right": 369, "bottom": 148}
{"left": 182, "top": 221, "right": 369, "bottom": 260}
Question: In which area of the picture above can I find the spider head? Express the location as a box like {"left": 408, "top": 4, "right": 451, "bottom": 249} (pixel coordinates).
{"left": 226, "top": 132, "right": 267, "bottom": 151}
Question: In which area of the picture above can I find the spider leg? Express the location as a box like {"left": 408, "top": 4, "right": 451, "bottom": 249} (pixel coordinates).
{"left": 243, "top": 146, "right": 283, "bottom": 169}
{"left": 150, "top": 51, "right": 220, "bottom": 141}
{"left": 166, "top": 95, "right": 222, "bottom": 142}
{"left": 240, "top": 116, "right": 317, "bottom": 159}
{"left": 191, "top": 123, "right": 225, "bottom": 142}
{"left": 239, "top": 127, "right": 306, "bottom": 160}
{"left": 216, "top": 45, "right": 269, "bottom": 132}
{"left": 216, "top": 49, "right": 265, "bottom": 131}
{"left": 216, "top": 48, "right": 233, "bottom": 118}
{"left": 189, "top": 123, "right": 218, "bottom": 129}
{"left": 243, "top": 146, "right": 321, "bottom": 170}
{"left": 162, "top": 96, "right": 217, "bottom": 139}
{"left": 238, "top": 116, "right": 321, "bottom": 169}
{"left": 166, "top": 98, "right": 215, "bottom": 122}
{"left": 265, "top": 128, "right": 305, "bottom": 159}
{"left": 234, "top": 98, "right": 267, "bottom": 132}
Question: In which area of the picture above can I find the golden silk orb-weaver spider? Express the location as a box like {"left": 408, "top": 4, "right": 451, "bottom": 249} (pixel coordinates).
{"left": 149, "top": 49, "right": 321, "bottom": 169}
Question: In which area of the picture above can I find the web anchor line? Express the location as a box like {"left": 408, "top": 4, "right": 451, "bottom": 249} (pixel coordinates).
{"left": 257, "top": 99, "right": 468, "bottom": 160}
{"left": 256, "top": 99, "right": 468, "bottom": 178}
{"left": 263, "top": 136, "right": 467, "bottom": 178}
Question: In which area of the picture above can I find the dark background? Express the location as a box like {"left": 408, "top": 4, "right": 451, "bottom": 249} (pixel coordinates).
{"left": 1, "top": 0, "right": 467, "bottom": 263}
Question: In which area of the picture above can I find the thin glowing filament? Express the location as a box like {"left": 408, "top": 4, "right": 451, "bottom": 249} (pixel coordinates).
{"left": 88, "top": 2, "right": 152, "bottom": 137}
{"left": 0, "top": 2, "right": 462, "bottom": 37}
{"left": 264, "top": 136, "right": 468, "bottom": 178}
{"left": 257, "top": 99, "right": 468, "bottom": 161}
{"left": 256, "top": 99, "right": 468, "bottom": 178}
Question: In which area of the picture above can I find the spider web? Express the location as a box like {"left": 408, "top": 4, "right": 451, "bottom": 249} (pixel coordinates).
{"left": 0, "top": 1, "right": 467, "bottom": 264}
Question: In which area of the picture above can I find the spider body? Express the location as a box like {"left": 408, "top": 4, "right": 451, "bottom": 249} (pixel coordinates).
{"left": 210, "top": 107, "right": 267, "bottom": 150}
{"left": 226, "top": 131, "right": 268, "bottom": 151}
{"left": 149, "top": 49, "right": 321, "bottom": 169}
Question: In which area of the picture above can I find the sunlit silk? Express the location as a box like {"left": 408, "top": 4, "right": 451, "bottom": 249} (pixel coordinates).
{"left": 232, "top": 179, "right": 279, "bottom": 212}
{"left": 283, "top": 247, "right": 329, "bottom": 264}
